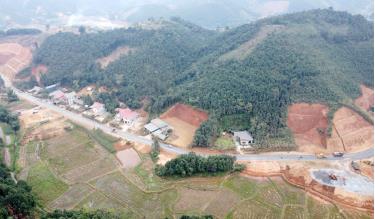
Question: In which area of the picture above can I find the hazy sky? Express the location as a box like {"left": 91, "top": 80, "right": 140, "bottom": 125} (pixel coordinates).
{"left": 0, "top": 0, "right": 373, "bottom": 29}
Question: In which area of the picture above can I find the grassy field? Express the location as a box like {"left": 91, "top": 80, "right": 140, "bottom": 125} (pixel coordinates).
{"left": 88, "top": 128, "right": 118, "bottom": 153}
{"left": 214, "top": 136, "right": 235, "bottom": 150}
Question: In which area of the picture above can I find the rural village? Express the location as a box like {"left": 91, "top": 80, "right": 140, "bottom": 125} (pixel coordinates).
{"left": 0, "top": 14, "right": 373, "bottom": 219}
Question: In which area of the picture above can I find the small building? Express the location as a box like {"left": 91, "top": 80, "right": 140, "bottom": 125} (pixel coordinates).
{"left": 28, "top": 86, "right": 43, "bottom": 94}
{"left": 91, "top": 102, "right": 106, "bottom": 115}
{"left": 115, "top": 108, "right": 139, "bottom": 125}
{"left": 49, "top": 90, "right": 66, "bottom": 104}
{"left": 233, "top": 131, "right": 254, "bottom": 148}
{"left": 144, "top": 122, "right": 159, "bottom": 133}
{"left": 65, "top": 91, "right": 77, "bottom": 106}
{"left": 44, "top": 83, "right": 60, "bottom": 93}
{"left": 144, "top": 118, "right": 173, "bottom": 140}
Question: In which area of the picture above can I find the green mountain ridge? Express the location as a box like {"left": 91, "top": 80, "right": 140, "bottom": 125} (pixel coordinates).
{"left": 24, "top": 9, "right": 373, "bottom": 147}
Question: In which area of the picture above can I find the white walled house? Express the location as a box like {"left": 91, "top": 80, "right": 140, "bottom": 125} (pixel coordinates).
{"left": 65, "top": 91, "right": 77, "bottom": 106}
{"left": 233, "top": 131, "right": 254, "bottom": 148}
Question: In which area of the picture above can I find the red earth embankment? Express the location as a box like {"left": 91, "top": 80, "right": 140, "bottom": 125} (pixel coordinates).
{"left": 0, "top": 43, "right": 32, "bottom": 79}
{"left": 288, "top": 102, "right": 373, "bottom": 154}
{"left": 287, "top": 103, "right": 329, "bottom": 152}
{"left": 160, "top": 103, "right": 208, "bottom": 148}
{"left": 327, "top": 107, "right": 373, "bottom": 153}
{"left": 355, "top": 85, "right": 374, "bottom": 112}
{"left": 160, "top": 103, "right": 208, "bottom": 127}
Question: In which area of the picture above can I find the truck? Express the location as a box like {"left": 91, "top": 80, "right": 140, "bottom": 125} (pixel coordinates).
{"left": 332, "top": 152, "right": 344, "bottom": 157}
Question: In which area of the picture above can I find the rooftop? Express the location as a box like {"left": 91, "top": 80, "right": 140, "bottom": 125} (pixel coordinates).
{"left": 49, "top": 90, "right": 65, "bottom": 99}
{"left": 144, "top": 123, "right": 159, "bottom": 133}
{"left": 151, "top": 118, "right": 169, "bottom": 129}
{"left": 117, "top": 108, "right": 138, "bottom": 120}
{"left": 233, "top": 131, "right": 253, "bottom": 141}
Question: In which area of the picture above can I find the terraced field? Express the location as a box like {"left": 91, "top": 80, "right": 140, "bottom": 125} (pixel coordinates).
{"left": 19, "top": 122, "right": 372, "bottom": 218}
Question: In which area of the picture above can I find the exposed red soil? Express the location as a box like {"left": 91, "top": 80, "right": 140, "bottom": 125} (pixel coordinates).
{"left": 327, "top": 107, "right": 373, "bottom": 153}
{"left": 31, "top": 64, "right": 48, "bottom": 85}
{"left": 160, "top": 103, "right": 208, "bottom": 127}
{"left": 355, "top": 85, "right": 374, "bottom": 112}
{"left": 113, "top": 140, "right": 133, "bottom": 151}
{"left": 0, "top": 53, "right": 15, "bottom": 65}
{"left": 287, "top": 103, "right": 329, "bottom": 151}
{"left": 242, "top": 161, "right": 374, "bottom": 213}
{"left": 0, "top": 43, "right": 32, "bottom": 79}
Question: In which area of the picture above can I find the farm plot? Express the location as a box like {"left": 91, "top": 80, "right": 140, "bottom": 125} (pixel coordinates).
{"left": 63, "top": 156, "right": 117, "bottom": 183}
{"left": 223, "top": 175, "right": 258, "bottom": 199}
{"left": 0, "top": 43, "right": 32, "bottom": 77}
{"left": 48, "top": 183, "right": 94, "bottom": 210}
{"left": 160, "top": 103, "right": 208, "bottom": 148}
{"left": 283, "top": 205, "right": 305, "bottom": 219}
{"left": 131, "top": 158, "right": 172, "bottom": 191}
{"left": 255, "top": 182, "right": 284, "bottom": 208}
{"left": 231, "top": 199, "right": 281, "bottom": 219}
{"left": 41, "top": 140, "right": 102, "bottom": 175}
{"left": 327, "top": 107, "right": 374, "bottom": 153}
{"left": 204, "top": 188, "right": 241, "bottom": 218}
{"left": 27, "top": 161, "right": 69, "bottom": 205}
{"left": 90, "top": 171, "right": 176, "bottom": 218}
{"left": 175, "top": 187, "right": 220, "bottom": 213}
{"left": 75, "top": 191, "right": 136, "bottom": 218}
{"left": 306, "top": 196, "right": 338, "bottom": 219}
{"left": 116, "top": 148, "right": 141, "bottom": 168}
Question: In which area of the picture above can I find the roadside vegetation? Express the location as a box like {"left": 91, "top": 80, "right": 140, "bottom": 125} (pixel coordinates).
{"left": 86, "top": 128, "right": 118, "bottom": 153}
{"left": 150, "top": 137, "right": 160, "bottom": 162}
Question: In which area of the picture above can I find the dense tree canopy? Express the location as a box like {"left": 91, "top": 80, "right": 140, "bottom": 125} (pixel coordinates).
{"left": 0, "top": 164, "right": 36, "bottom": 218}
{"left": 0, "top": 106, "right": 20, "bottom": 131}
{"left": 27, "top": 9, "right": 373, "bottom": 147}
{"left": 155, "top": 153, "right": 243, "bottom": 177}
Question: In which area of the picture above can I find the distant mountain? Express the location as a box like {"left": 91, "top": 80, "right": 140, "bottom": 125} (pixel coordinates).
{"left": 0, "top": 0, "right": 373, "bottom": 29}
{"left": 23, "top": 9, "right": 373, "bottom": 147}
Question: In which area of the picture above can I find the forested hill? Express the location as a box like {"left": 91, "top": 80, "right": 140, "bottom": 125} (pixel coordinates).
{"left": 28, "top": 9, "right": 373, "bottom": 147}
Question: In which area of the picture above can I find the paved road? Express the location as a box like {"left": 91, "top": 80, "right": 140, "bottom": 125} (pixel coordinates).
{"left": 2, "top": 76, "right": 373, "bottom": 162}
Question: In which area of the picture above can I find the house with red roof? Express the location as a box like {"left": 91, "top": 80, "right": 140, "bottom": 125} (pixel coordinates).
{"left": 115, "top": 108, "right": 139, "bottom": 125}
{"left": 49, "top": 90, "right": 66, "bottom": 104}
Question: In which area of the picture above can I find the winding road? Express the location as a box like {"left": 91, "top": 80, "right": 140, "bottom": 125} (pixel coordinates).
{"left": 2, "top": 75, "right": 373, "bottom": 162}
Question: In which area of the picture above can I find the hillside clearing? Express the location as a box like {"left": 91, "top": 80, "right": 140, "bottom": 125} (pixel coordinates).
{"left": 218, "top": 24, "right": 284, "bottom": 61}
